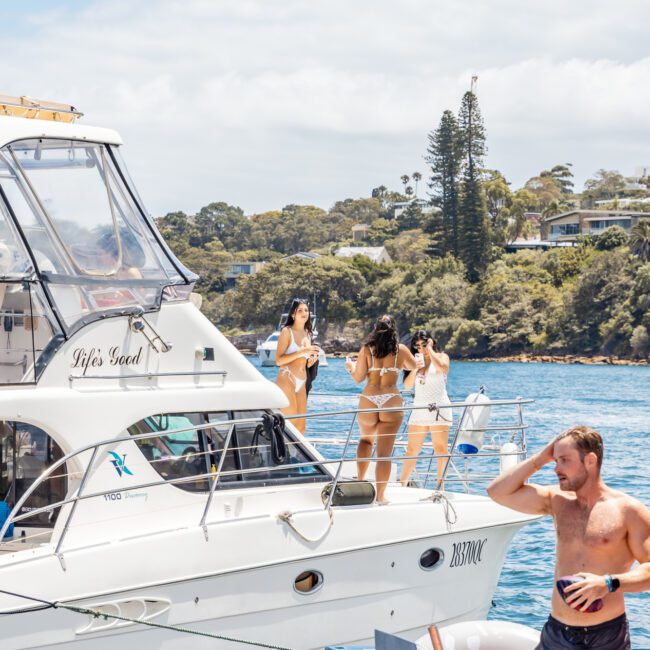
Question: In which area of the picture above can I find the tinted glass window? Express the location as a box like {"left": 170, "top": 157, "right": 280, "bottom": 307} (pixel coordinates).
{"left": 0, "top": 282, "right": 63, "bottom": 384}
{"left": 0, "top": 421, "right": 66, "bottom": 526}
{"left": 129, "top": 413, "right": 212, "bottom": 492}
{"left": 129, "top": 411, "right": 326, "bottom": 491}
{"left": 233, "top": 410, "right": 324, "bottom": 484}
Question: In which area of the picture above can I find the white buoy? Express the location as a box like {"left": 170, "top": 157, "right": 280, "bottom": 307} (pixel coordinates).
{"left": 456, "top": 392, "right": 492, "bottom": 454}
{"left": 499, "top": 442, "right": 522, "bottom": 474}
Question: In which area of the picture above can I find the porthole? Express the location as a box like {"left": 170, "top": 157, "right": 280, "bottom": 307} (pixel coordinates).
{"left": 293, "top": 570, "right": 323, "bottom": 594}
{"left": 419, "top": 548, "right": 444, "bottom": 571}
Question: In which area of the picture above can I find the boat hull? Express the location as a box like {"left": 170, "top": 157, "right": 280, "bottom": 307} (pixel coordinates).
{"left": 0, "top": 514, "right": 528, "bottom": 649}
{"left": 257, "top": 345, "right": 277, "bottom": 366}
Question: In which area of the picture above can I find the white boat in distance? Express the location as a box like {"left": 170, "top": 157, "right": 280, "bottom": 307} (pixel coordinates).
{"left": 0, "top": 95, "right": 538, "bottom": 649}
{"left": 256, "top": 311, "right": 328, "bottom": 367}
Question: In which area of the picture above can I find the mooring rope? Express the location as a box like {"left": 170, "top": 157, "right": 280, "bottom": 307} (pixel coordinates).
{"left": 0, "top": 589, "right": 295, "bottom": 649}
{"left": 422, "top": 490, "right": 458, "bottom": 527}
{"left": 278, "top": 507, "right": 333, "bottom": 543}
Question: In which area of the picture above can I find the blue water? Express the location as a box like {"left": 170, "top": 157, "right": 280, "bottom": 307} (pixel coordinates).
{"left": 250, "top": 357, "right": 650, "bottom": 646}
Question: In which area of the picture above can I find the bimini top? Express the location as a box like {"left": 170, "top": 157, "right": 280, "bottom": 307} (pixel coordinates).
{"left": 0, "top": 105, "right": 196, "bottom": 384}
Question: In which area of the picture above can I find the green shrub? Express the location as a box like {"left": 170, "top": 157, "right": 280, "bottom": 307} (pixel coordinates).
{"left": 595, "top": 226, "right": 628, "bottom": 251}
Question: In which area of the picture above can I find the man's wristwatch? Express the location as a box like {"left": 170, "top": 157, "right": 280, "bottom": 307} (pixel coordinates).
{"left": 605, "top": 575, "right": 621, "bottom": 592}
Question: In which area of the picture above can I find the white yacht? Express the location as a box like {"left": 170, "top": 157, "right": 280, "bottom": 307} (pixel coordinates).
{"left": 0, "top": 95, "right": 536, "bottom": 649}
{"left": 256, "top": 311, "right": 328, "bottom": 367}
{"left": 256, "top": 312, "right": 289, "bottom": 366}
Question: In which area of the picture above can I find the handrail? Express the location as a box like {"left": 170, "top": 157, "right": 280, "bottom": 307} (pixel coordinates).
{"left": 199, "top": 423, "right": 235, "bottom": 540}
{"left": 0, "top": 95, "right": 83, "bottom": 120}
{"left": 288, "top": 397, "right": 533, "bottom": 420}
{"left": 0, "top": 415, "right": 268, "bottom": 541}
{"left": 0, "top": 397, "right": 532, "bottom": 553}
{"left": 3, "top": 447, "right": 525, "bottom": 528}
{"left": 324, "top": 411, "right": 358, "bottom": 510}
{"left": 69, "top": 370, "right": 228, "bottom": 382}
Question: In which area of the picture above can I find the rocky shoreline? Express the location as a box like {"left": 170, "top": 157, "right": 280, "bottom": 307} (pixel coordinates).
{"left": 459, "top": 354, "right": 648, "bottom": 366}
{"left": 229, "top": 334, "right": 648, "bottom": 367}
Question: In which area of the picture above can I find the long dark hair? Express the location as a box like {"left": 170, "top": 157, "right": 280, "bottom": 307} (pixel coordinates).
{"left": 284, "top": 298, "right": 313, "bottom": 336}
{"left": 404, "top": 329, "right": 439, "bottom": 379}
{"left": 365, "top": 315, "right": 399, "bottom": 359}
{"left": 409, "top": 329, "right": 439, "bottom": 355}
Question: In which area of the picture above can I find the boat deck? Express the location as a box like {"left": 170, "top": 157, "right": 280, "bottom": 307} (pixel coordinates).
{"left": 0, "top": 527, "right": 52, "bottom": 553}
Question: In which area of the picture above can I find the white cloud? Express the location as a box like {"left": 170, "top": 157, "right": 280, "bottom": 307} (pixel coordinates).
{"left": 2, "top": 0, "right": 650, "bottom": 213}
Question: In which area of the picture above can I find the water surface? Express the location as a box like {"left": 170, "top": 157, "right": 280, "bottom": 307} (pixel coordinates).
{"left": 250, "top": 357, "right": 650, "bottom": 646}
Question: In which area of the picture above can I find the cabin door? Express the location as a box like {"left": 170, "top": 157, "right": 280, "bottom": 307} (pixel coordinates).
{"left": 0, "top": 421, "right": 66, "bottom": 527}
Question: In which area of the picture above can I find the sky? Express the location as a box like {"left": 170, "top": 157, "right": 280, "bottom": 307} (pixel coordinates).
{"left": 2, "top": 1, "right": 650, "bottom": 216}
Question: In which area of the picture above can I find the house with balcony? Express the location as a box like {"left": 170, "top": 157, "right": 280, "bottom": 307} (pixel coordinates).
{"left": 224, "top": 261, "right": 266, "bottom": 288}
{"left": 391, "top": 198, "right": 440, "bottom": 219}
{"left": 541, "top": 210, "right": 647, "bottom": 242}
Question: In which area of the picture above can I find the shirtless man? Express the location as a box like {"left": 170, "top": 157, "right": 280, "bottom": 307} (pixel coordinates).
{"left": 487, "top": 425, "right": 650, "bottom": 649}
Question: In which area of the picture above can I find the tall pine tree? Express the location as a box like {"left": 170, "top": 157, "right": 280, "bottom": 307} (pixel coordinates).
{"left": 425, "top": 110, "right": 461, "bottom": 255}
{"left": 457, "top": 91, "right": 491, "bottom": 282}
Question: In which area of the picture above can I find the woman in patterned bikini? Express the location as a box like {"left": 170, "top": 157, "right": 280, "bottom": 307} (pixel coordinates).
{"left": 276, "top": 298, "right": 320, "bottom": 433}
{"left": 345, "top": 315, "right": 416, "bottom": 503}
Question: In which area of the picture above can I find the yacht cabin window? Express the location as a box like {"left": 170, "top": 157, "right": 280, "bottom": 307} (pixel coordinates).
{"left": 0, "top": 138, "right": 189, "bottom": 336}
{"left": 129, "top": 411, "right": 326, "bottom": 491}
{"left": 0, "top": 421, "right": 67, "bottom": 527}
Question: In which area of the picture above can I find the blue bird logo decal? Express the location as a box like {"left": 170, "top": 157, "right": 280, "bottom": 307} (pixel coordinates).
{"left": 108, "top": 451, "right": 134, "bottom": 477}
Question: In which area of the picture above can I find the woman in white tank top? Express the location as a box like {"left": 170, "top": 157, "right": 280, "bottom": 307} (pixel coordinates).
{"left": 400, "top": 330, "right": 452, "bottom": 487}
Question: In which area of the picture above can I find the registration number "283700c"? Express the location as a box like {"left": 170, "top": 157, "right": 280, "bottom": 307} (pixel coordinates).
{"left": 449, "top": 538, "right": 487, "bottom": 568}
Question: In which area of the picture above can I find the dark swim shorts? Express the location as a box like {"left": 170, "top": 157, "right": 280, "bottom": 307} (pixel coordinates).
{"left": 535, "top": 613, "right": 631, "bottom": 649}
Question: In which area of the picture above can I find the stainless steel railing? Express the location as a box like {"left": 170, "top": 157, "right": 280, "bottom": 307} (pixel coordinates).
{"left": 0, "top": 396, "right": 532, "bottom": 564}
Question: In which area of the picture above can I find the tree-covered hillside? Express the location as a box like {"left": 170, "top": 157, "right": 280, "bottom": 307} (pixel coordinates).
{"left": 156, "top": 91, "right": 650, "bottom": 359}
{"left": 157, "top": 204, "right": 649, "bottom": 359}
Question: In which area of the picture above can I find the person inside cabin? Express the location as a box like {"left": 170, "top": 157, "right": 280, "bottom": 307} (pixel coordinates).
{"left": 96, "top": 229, "right": 145, "bottom": 280}
{"left": 345, "top": 315, "right": 416, "bottom": 504}
{"left": 86, "top": 230, "right": 146, "bottom": 309}
{"left": 399, "top": 330, "right": 452, "bottom": 488}
{"left": 488, "top": 426, "right": 650, "bottom": 650}
{"left": 275, "top": 298, "right": 320, "bottom": 434}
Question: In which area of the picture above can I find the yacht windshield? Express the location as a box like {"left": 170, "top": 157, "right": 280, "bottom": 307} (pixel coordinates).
{"left": 0, "top": 139, "right": 186, "bottom": 333}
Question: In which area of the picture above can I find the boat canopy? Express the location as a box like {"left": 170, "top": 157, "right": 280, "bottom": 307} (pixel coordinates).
{"left": 0, "top": 136, "right": 195, "bottom": 384}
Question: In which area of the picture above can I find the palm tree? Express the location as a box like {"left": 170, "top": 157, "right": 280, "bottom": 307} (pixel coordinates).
{"left": 400, "top": 175, "right": 410, "bottom": 195}
{"left": 542, "top": 201, "right": 561, "bottom": 219}
{"left": 412, "top": 172, "right": 422, "bottom": 197}
{"left": 630, "top": 219, "right": 650, "bottom": 262}
{"left": 405, "top": 186, "right": 414, "bottom": 198}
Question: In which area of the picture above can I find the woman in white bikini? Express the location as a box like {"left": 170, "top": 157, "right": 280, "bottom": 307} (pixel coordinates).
{"left": 275, "top": 298, "right": 320, "bottom": 433}
{"left": 399, "top": 330, "right": 452, "bottom": 487}
{"left": 345, "top": 315, "right": 416, "bottom": 503}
